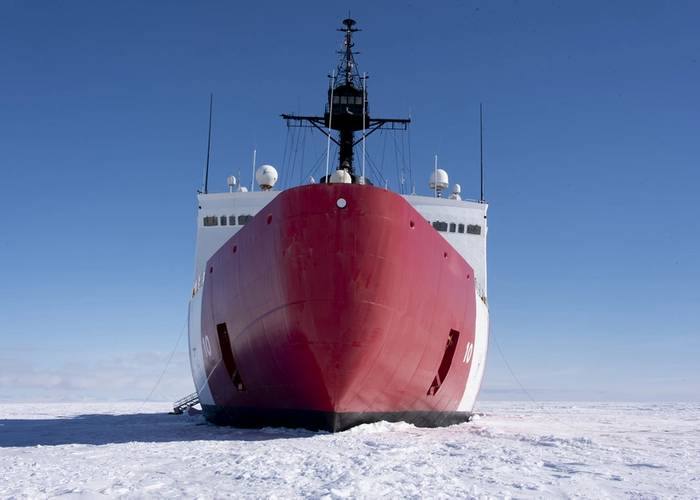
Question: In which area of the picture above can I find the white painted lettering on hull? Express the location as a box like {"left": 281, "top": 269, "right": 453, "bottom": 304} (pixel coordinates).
{"left": 463, "top": 342, "right": 474, "bottom": 364}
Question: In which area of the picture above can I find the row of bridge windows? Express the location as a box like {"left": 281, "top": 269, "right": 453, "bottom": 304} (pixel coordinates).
{"left": 431, "top": 221, "right": 482, "bottom": 235}
{"left": 332, "top": 95, "right": 364, "bottom": 105}
{"left": 203, "top": 215, "right": 482, "bottom": 235}
{"left": 203, "top": 215, "right": 253, "bottom": 227}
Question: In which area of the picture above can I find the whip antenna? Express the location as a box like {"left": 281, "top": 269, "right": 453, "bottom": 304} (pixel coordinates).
{"left": 480, "top": 102, "right": 484, "bottom": 203}
{"left": 203, "top": 93, "right": 213, "bottom": 194}
{"left": 250, "top": 148, "right": 257, "bottom": 191}
{"left": 324, "top": 70, "right": 336, "bottom": 181}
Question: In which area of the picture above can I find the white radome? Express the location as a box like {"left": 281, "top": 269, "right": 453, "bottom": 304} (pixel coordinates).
{"left": 429, "top": 168, "right": 449, "bottom": 192}
{"left": 450, "top": 183, "right": 462, "bottom": 200}
{"left": 255, "top": 165, "right": 278, "bottom": 190}
{"left": 227, "top": 175, "right": 237, "bottom": 191}
{"left": 330, "top": 169, "right": 352, "bottom": 184}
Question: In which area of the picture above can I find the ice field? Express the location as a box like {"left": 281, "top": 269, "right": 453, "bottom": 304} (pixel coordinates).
{"left": 1, "top": 401, "right": 698, "bottom": 498}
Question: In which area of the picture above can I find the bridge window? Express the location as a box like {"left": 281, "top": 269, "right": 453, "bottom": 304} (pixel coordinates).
{"left": 355, "top": 96, "right": 363, "bottom": 105}
{"left": 203, "top": 216, "right": 218, "bottom": 227}
{"left": 238, "top": 215, "right": 253, "bottom": 225}
{"left": 458, "top": 223, "right": 465, "bottom": 233}
{"left": 333, "top": 96, "right": 340, "bottom": 104}
{"left": 229, "top": 216, "right": 236, "bottom": 225}
{"left": 467, "top": 224, "right": 482, "bottom": 235}
{"left": 449, "top": 223, "right": 456, "bottom": 233}
{"left": 340, "top": 96, "right": 348, "bottom": 104}
{"left": 432, "top": 221, "right": 448, "bottom": 232}
{"left": 220, "top": 216, "right": 227, "bottom": 226}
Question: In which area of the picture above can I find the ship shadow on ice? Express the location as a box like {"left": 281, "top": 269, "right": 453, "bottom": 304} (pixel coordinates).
{"left": 0, "top": 412, "right": 321, "bottom": 447}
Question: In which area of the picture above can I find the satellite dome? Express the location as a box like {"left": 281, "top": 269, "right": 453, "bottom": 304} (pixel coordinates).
{"left": 227, "top": 175, "right": 237, "bottom": 191}
{"left": 255, "top": 164, "right": 278, "bottom": 190}
{"left": 429, "top": 169, "right": 449, "bottom": 192}
{"left": 238, "top": 186, "right": 249, "bottom": 192}
{"left": 330, "top": 169, "right": 352, "bottom": 184}
{"left": 449, "top": 183, "right": 462, "bottom": 200}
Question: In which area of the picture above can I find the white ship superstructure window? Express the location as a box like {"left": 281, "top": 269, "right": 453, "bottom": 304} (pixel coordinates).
{"left": 428, "top": 220, "right": 481, "bottom": 235}
{"left": 202, "top": 214, "right": 256, "bottom": 227}
{"left": 432, "top": 221, "right": 448, "bottom": 232}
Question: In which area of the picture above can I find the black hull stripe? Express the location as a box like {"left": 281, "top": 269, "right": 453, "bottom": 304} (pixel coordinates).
{"left": 202, "top": 405, "right": 473, "bottom": 433}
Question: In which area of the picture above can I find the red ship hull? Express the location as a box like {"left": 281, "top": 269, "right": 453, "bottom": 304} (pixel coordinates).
{"left": 199, "top": 184, "right": 477, "bottom": 431}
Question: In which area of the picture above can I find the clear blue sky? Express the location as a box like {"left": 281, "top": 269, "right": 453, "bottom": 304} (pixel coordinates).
{"left": 1, "top": 0, "right": 698, "bottom": 403}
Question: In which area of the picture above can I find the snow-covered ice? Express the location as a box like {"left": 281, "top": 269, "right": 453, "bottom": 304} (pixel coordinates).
{"left": 1, "top": 401, "right": 698, "bottom": 498}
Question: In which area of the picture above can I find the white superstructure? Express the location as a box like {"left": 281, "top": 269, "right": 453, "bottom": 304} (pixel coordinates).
{"left": 193, "top": 191, "right": 279, "bottom": 277}
{"left": 403, "top": 195, "right": 488, "bottom": 300}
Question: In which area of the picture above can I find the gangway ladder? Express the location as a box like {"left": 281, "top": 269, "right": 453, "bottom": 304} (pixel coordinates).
{"left": 172, "top": 392, "right": 200, "bottom": 414}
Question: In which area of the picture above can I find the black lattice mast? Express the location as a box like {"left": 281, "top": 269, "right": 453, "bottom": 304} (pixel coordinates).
{"left": 281, "top": 18, "right": 410, "bottom": 182}
{"left": 336, "top": 18, "right": 361, "bottom": 88}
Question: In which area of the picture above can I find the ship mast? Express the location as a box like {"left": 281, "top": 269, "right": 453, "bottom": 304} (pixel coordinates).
{"left": 281, "top": 18, "right": 410, "bottom": 183}
{"left": 338, "top": 18, "right": 360, "bottom": 88}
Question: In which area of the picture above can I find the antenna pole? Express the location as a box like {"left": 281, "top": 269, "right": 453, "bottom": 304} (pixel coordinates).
{"left": 361, "top": 72, "right": 367, "bottom": 183}
{"left": 203, "top": 93, "right": 213, "bottom": 194}
{"left": 434, "top": 154, "right": 438, "bottom": 198}
{"left": 480, "top": 102, "right": 484, "bottom": 203}
{"left": 324, "top": 71, "right": 336, "bottom": 182}
{"left": 251, "top": 148, "right": 257, "bottom": 191}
